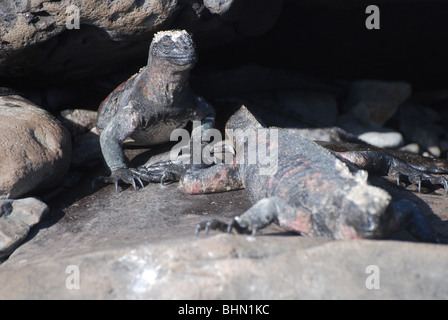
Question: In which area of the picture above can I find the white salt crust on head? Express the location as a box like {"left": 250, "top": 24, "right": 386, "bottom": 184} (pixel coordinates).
{"left": 153, "top": 30, "right": 190, "bottom": 43}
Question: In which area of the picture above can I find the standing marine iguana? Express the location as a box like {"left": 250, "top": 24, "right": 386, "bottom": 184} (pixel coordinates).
{"left": 139, "top": 106, "right": 448, "bottom": 242}
{"left": 95, "top": 30, "right": 215, "bottom": 190}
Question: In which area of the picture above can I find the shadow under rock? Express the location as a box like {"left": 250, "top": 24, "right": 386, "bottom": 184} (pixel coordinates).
{"left": 369, "top": 176, "right": 448, "bottom": 244}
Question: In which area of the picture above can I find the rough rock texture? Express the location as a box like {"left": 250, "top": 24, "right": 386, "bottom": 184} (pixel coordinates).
{"left": 0, "top": 0, "right": 284, "bottom": 79}
{"left": 58, "top": 109, "right": 98, "bottom": 137}
{"left": 335, "top": 113, "right": 405, "bottom": 149}
{"left": 0, "top": 95, "right": 72, "bottom": 199}
{"left": 344, "top": 80, "right": 412, "bottom": 128}
{"left": 276, "top": 90, "right": 338, "bottom": 126}
{"left": 70, "top": 129, "right": 101, "bottom": 166}
{"left": 2, "top": 234, "right": 448, "bottom": 299}
{"left": 0, "top": 148, "right": 447, "bottom": 299}
{"left": 399, "top": 103, "right": 444, "bottom": 157}
{"left": 0, "top": 197, "right": 49, "bottom": 259}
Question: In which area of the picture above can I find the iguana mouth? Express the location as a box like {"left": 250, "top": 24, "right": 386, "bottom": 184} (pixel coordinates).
{"left": 354, "top": 204, "right": 395, "bottom": 239}
{"left": 355, "top": 227, "right": 381, "bottom": 239}
{"left": 167, "top": 54, "right": 197, "bottom": 62}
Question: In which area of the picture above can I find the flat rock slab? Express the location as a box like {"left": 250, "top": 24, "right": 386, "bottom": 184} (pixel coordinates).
{"left": 0, "top": 166, "right": 447, "bottom": 299}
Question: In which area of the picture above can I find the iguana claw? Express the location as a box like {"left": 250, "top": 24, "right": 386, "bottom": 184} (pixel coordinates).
{"left": 92, "top": 168, "right": 145, "bottom": 192}
{"left": 195, "top": 219, "right": 230, "bottom": 236}
{"left": 195, "top": 217, "right": 257, "bottom": 236}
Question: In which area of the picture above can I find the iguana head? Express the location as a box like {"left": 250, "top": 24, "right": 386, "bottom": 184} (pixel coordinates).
{"left": 149, "top": 30, "right": 197, "bottom": 68}
{"left": 340, "top": 180, "right": 395, "bottom": 239}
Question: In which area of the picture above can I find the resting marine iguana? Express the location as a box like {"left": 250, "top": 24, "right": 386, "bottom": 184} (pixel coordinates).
{"left": 140, "top": 106, "right": 448, "bottom": 242}
{"left": 95, "top": 30, "right": 215, "bottom": 190}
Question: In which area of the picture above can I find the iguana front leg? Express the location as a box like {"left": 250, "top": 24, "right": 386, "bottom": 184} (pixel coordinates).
{"left": 95, "top": 101, "right": 145, "bottom": 191}
{"left": 136, "top": 160, "right": 190, "bottom": 185}
{"left": 391, "top": 199, "right": 440, "bottom": 243}
{"left": 196, "top": 197, "right": 439, "bottom": 242}
{"left": 137, "top": 96, "right": 218, "bottom": 184}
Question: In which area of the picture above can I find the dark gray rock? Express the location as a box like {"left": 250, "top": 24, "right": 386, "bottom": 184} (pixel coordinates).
{"left": 0, "top": 198, "right": 49, "bottom": 259}
{"left": 70, "top": 129, "right": 102, "bottom": 167}
{"left": 344, "top": 79, "right": 412, "bottom": 128}
{"left": 336, "top": 113, "right": 404, "bottom": 149}
{"left": 276, "top": 90, "right": 338, "bottom": 126}
{"left": 59, "top": 109, "right": 98, "bottom": 137}
{"left": 399, "top": 103, "right": 444, "bottom": 157}
{"left": 0, "top": 0, "right": 285, "bottom": 79}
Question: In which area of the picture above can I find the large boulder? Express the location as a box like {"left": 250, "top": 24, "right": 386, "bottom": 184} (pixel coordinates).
{"left": 0, "top": 0, "right": 285, "bottom": 80}
{"left": 343, "top": 79, "right": 412, "bottom": 128}
{"left": 0, "top": 94, "right": 71, "bottom": 199}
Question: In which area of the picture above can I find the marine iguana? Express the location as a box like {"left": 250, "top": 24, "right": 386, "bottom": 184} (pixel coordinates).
{"left": 140, "top": 106, "right": 447, "bottom": 242}
{"left": 95, "top": 30, "right": 215, "bottom": 190}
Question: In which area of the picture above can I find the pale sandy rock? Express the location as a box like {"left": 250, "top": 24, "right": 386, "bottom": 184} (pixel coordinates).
{"left": 0, "top": 95, "right": 71, "bottom": 199}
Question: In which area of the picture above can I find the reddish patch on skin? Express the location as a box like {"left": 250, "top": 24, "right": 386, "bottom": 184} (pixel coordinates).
{"left": 303, "top": 172, "right": 323, "bottom": 189}
{"left": 203, "top": 169, "right": 229, "bottom": 193}
{"left": 268, "top": 158, "right": 312, "bottom": 192}
{"left": 279, "top": 210, "right": 312, "bottom": 234}
{"left": 101, "top": 74, "right": 136, "bottom": 105}
{"left": 338, "top": 152, "right": 368, "bottom": 168}
{"left": 338, "top": 224, "right": 363, "bottom": 240}
{"left": 180, "top": 167, "right": 236, "bottom": 194}
{"left": 302, "top": 172, "right": 337, "bottom": 195}
{"left": 180, "top": 177, "right": 204, "bottom": 194}
{"left": 114, "top": 77, "right": 131, "bottom": 93}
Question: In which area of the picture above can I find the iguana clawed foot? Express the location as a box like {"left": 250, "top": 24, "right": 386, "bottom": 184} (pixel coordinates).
{"left": 93, "top": 168, "right": 145, "bottom": 192}
{"left": 195, "top": 219, "right": 230, "bottom": 236}
{"left": 195, "top": 218, "right": 258, "bottom": 236}
{"left": 390, "top": 167, "right": 448, "bottom": 195}
{"left": 137, "top": 161, "right": 187, "bottom": 185}
{"left": 93, "top": 164, "right": 184, "bottom": 192}
{"left": 196, "top": 198, "right": 284, "bottom": 237}
{"left": 135, "top": 142, "right": 235, "bottom": 186}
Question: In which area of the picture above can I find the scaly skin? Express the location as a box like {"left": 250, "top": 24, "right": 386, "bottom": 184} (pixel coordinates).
{"left": 95, "top": 30, "right": 215, "bottom": 190}
{"left": 318, "top": 141, "right": 448, "bottom": 193}
{"left": 141, "top": 106, "right": 445, "bottom": 242}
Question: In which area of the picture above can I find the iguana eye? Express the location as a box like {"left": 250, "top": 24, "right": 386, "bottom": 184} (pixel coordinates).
{"left": 160, "top": 42, "right": 172, "bottom": 54}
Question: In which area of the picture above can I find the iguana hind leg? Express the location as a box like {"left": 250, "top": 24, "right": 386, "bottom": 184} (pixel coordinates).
{"left": 137, "top": 160, "right": 189, "bottom": 184}
{"left": 388, "top": 158, "right": 448, "bottom": 195}
{"left": 327, "top": 145, "right": 448, "bottom": 195}
{"left": 196, "top": 197, "right": 312, "bottom": 236}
